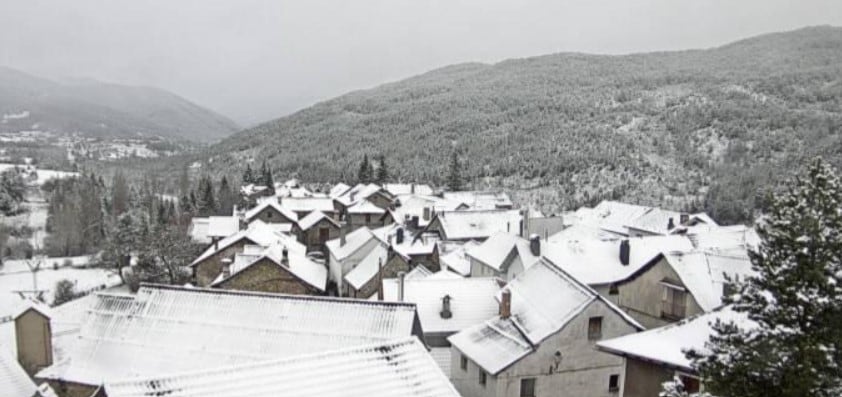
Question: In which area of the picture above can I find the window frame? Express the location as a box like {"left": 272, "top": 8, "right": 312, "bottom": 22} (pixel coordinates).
{"left": 608, "top": 374, "right": 620, "bottom": 393}
{"left": 520, "top": 377, "right": 536, "bottom": 397}
{"left": 460, "top": 354, "right": 468, "bottom": 371}
{"left": 588, "top": 316, "right": 603, "bottom": 340}
{"left": 661, "top": 281, "right": 688, "bottom": 320}
{"left": 479, "top": 369, "right": 487, "bottom": 386}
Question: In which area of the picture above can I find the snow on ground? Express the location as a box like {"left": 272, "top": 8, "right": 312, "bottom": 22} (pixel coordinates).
{"left": 0, "top": 257, "right": 120, "bottom": 305}
{"left": 0, "top": 163, "right": 78, "bottom": 186}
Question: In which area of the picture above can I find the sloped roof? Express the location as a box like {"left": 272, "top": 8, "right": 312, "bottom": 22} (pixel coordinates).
{"left": 437, "top": 241, "right": 479, "bottom": 276}
{"left": 405, "top": 265, "right": 433, "bottom": 280}
{"left": 103, "top": 337, "right": 459, "bottom": 397}
{"left": 465, "top": 232, "right": 540, "bottom": 272}
{"left": 37, "top": 284, "right": 421, "bottom": 386}
{"left": 389, "top": 194, "right": 462, "bottom": 228}
{"left": 441, "top": 191, "right": 513, "bottom": 210}
{"left": 207, "top": 216, "right": 240, "bottom": 238}
{"left": 384, "top": 183, "right": 435, "bottom": 196}
{"left": 382, "top": 277, "right": 500, "bottom": 334}
{"left": 541, "top": 235, "right": 695, "bottom": 285}
{"left": 448, "top": 260, "right": 642, "bottom": 374}
{"left": 568, "top": 201, "right": 653, "bottom": 235}
{"left": 344, "top": 245, "right": 389, "bottom": 290}
{"left": 190, "top": 221, "right": 289, "bottom": 266}
{"left": 0, "top": 344, "right": 38, "bottom": 397}
{"left": 329, "top": 183, "right": 352, "bottom": 198}
{"left": 297, "top": 210, "right": 339, "bottom": 230}
{"left": 598, "top": 307, "right": 751, "bottom": 372}
{"left": 244, "top": 200, "right": 299, "bottom": 222}
{"left": 662, "top": 250, "right": 754, "bottom": 311}
{"left": 548, "top": 223, "right": 625, "bottom": 242}
{"left": 335, "top": 183, "right": 387, "bottom": 206}
{"left": 687, "top": 225, "right": 760, "bottom": 251}
{"left": 325, "top": 227, "right": 376, "bottom": 260}
{"left": 280, "top": 197, "right": 335, "bottom": 213}
{"left": 347, "top": 200, "right": 386, "bottom": 214}
{"left": 214, "top": 242, "right": 326, "bottom": 291}
{"left": 433, "top": 209, "right": 523, "bottom": 240}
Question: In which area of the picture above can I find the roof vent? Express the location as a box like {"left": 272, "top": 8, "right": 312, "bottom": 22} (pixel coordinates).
{"left": 440, "top": 295, "right": 453, "bottom": 319}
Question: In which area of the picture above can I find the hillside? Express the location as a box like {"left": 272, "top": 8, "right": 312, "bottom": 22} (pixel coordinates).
{"left": 0, "top": 67, "right": 239, "bottom": 142}
{"left": 196, "top": 26, "right": 842, "bottom": 223}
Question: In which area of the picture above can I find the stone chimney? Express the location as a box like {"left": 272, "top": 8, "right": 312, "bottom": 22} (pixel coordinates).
{"left": 440, "top": 294, "right": 453, "bottom": 319}
{"left": 619, "top": 239, "right": 630, "bottom": 266}
{"left": 212, "top": 236, "right": 221, "bottom": 251}
{"left": 397, "top": 271, "right": 407, "bottom": 302}
{"left": 667, "top": 217, "right": 675, "bottom": 230}
{"left": 377, "top": 258, "right": 385, "bottom": 301}
{"left": 499, "top": 290, "right": 511, "bottom": 319}
{"left": 529, "top": 234, "right": 541, "bottom": 257}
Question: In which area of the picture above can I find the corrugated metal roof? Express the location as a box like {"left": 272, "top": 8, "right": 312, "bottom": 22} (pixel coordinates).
{"left": 104, "top": 337, "right": 459, "bottom": 397}
{"left": 0, "top": 345, "right": 38, "bottom": 397}
{"left": 38, "top": 284, "right": 420, "bottom": 386}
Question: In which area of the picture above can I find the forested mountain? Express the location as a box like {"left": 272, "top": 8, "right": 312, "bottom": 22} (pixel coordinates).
{"left": 196, "top": 26, "right": 842, "bottom": 223}
{"left": 0, "top": 67, "right": 239, "bottom": 142}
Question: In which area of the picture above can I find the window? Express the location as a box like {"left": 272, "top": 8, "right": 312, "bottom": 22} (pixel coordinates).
{"left": 679, "top": 374, "right": 700, "bottom": 393}
{"left": 365, "top": 214, "right": 371, "bottom": 223}
{"left": 608, "top": 283, "right": 619, "bottom": 295}
{"left": 266, "top": 211, "right": 272, "bottom": 219}
{"left": 319, "top": 227, "right": 330, "bottom": 241}
{"left": 661, "top": 282, "right": 687, "bottom": 320}
{"left": 608, "top": 374, "right": 620, "bottom": 393}
{"left": 460, "top": 355, "right": 468, "bottom": 371}
{"left": 479, "top": 370, "right": 487, "bottom": 386}
{"left": 520, "top": 378, "right": 536, "bottom": 397}
{"left": 588, "top": 316, "right": 603, "bottom": 340}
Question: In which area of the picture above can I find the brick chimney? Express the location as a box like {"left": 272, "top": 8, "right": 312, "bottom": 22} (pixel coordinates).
{"left": 499, "top": 290, "right": 511, "bottom": 319}
{"left": 619, "top": 239, "right": 630, "bottom": 266}
{"left": 529, "top": 234, "right": 541, "bottom": 257}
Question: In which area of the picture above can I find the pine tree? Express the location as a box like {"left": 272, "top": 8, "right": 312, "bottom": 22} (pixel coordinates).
{"left": 111, "top": 171, "right": 129, "bottom": 216}
{"left": 689, "top": 158, "right": 842, "bottom": 397}
{"left": 447, "top": 150, "right": 463, "bottom": 191}
{"left": 217, "top": 176, "right": 235, "bottom": 215}
{"left": 178, "top": 167, "right": 190, "bottom": 199}
{"left": 358, "top": 155, "right": 371, "bottom": 184}
{"left": 243, "top": 164, "right": 255, "bottom": 184}
{"left": 195, "top": 176, "right": 216, "bottom": 216}
{"left": 376, "top": 155, "right": 388, "bottom": 184}
{"left": 260, "top": 161, "right": 275, "bottom": 194}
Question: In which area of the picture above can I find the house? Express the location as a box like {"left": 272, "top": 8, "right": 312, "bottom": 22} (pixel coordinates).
{"left": 382, "top": 194, "right": 466, "bottom": 230}
{"left": 290, "top": 210, "right": 341, "bottom": 252}
{"left": 325, "top": 227, "right": 382, "bottom": 296}
{"left": 384, "top": 183, "right": 435, "bottom": 196}
{"left": 329, "top": 182, "right": 352, "bottom": 198}
{"left": 243, "top": 199, "right": 299, "bottom": 225}
{"left": 239, "top": 183, "right": 271, "bottom": 200}
{"left": 597, "top": 307, "right": 751, "bottom": 397}
{"left": 278, "top": 196, "right": 336, "bottom": 219}
{"left": 442, "top": 191, "right": 513, "bottom": 210}
{"left": 210, "top": 242, "right": 327, "bottom": 295}
{"left": 424, "top": 209, "right": 525, "bottom": 242}
{"left": 1, "top": 347, "right": 53, "bottom": 397}
{"left": 466, "top": 232, "right": 541, "bottom": 280}
{"left": 562, "top": 201, "right": 717, "bottom": 237}
{"left": 333, "top": 183, "right": 395, "bottom": 219}
{"left": 542, "top": 236, "right": 752, "bottom": 328}
{"left": 448, "top": 259, "right": 643, "bottom": 397}
{"left": 187, "top": 215, "right": 240, "bottom": 245}
{"left": 37, "top": 284, "right": 425, "bottom": 397}
{"left": 189, "top": 220, "right": 294, "bottom": 287}
{"left": 102, "top": 337, "right": 459, "bottom": 397}
{"left": 434, "top": 241, "right": 477, "bottom": 277}
{"left": 0, "top": 296, "right": 53, "bottom": 376}
{"left": 346, "top": 200, "right": 389, "bottom": 230}
{"left": 382, "top": 276, "right": 500, "bottom": 373}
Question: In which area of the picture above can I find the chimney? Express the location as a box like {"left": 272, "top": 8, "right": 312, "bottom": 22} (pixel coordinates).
{"left": 397, "top": 271, "right": 407, "bottom": 302}
{"left": 221, "top": 258, "right": 233, "bottom": 279}
{"left": 619, "top": 239, "right": 630, "bottom": 266}
{"left": 423, "top": 207, "right": 431, "bottom": 221}
{"left": 377, "top": 258, "right": 385, "bottom": 301}
{"left": 410, "top": 216, "right": 420, "bottom": 230}
{"left": 281, "top": 247, "right": 289, "bottom": 266}
{"left": 499, "top": 290, "right": 511, "bottom": 319}
{"left": 411, "top": 183, "right": 415, "bottom": 194}
{"left": 350, "top": 191, "right": 357, "bottom": 203}
{"left": 396, "top": 228, "right": 405, "bottom": 245}
{"left": 440, "top": 294, "right": 453, "bottom": 319}
{"left": 679, "top": 213, "right": 690, "bottom": 225}
{"left": 667, "top": 217, "right": 675, "bottom": 230}
{"left": 521, "top": 208, "right": 529, "bottom": 238}
{"left": 212, "top": 236, "right": 220, "bottom": 251}
{"left": 394, "top": 198, "right": 402, "bottom": 208}
{"left": 339, "top": 223, "right": 347, "bottom": 246}
{"left": 529, "top": 234, "right": 541, "bottom": 257}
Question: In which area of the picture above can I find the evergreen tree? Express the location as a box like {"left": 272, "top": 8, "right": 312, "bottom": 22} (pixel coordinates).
{"left": 689, "top": 158, "right": 842, "bottom": 397}
{"left": 217, "top": 176, "right": 235, "bottom": 215}
{"left": 376, "top": 155, "right": 388, "bottom": 184}
{"left": 243, "top": 164, "right": 255, "bottom": 184}
{"left": 447, "top": 150, "right": 463, "bottom": 191}
{"left": 358, "top": 154, "right": 371, "bottom": 184}
{"left": 195, "top": 176, "right": 216, "bottom": 216}
{"left": 260, "top": 161, "right": 275, "bottom": 194}
{"left": 111, "top": 171, "right": 129, "bottom": 216}
{"left": 178, "top": 167, "right": 190, "bottom": 199}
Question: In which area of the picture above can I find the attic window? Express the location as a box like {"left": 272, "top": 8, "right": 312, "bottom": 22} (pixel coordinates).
{"left": 608, "top": 284, "right": 619, "bottom": 295}
{"left": 588, "top": 316, "right": 603, "bottom": 340}
{"left": 661, "top": 283, "right": 687, "bottom": 320}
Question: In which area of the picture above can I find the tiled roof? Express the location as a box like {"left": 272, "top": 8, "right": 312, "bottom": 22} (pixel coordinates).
{"left": 104, "top": 337, "right": 458, "bottom": 397}
{"left": 37, "top": 284, "right": 420, "bottom": 386}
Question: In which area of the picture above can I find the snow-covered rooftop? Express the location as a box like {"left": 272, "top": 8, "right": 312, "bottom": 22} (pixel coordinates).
{"left": 38, "top": 284, "right": 421, "bottom": 386}
{"left": 597, "top": 307, "right": 751, "bottom": 372}
{"left": 329, "top": 183, "right": 352, "bottom": 198}
{"left": 433, "top": 209, "right": 524, "bottom": 241}
{"left": 347, "top": 199, "right": 386, "bottom": 214}
{"left": 279, "top": 197, "right": 335, "bottom": 213}
{"left": 335, "top": 183, "right": 388, "bottom": 206}
{"left": 214, "top": 241, "right": 326, "bottom": 291}
{"left": 244, "top": 199, "right": 299, "bottom": 222}
{"left": 541, "top": 235, "right": 695, "bottom": 285}
{"left": 0, "top": 347, "right": 38, "bottom": 397}
{"left": 190, "top": 221, "right": 288, "bottom": 266}
{"left": 465, "top": 232, "right": 540, "bottom": 272}
{"left": 296, "top": 210, "right": 339, "bottom": 231}
{"left": 436, "top": 241, "right": 478, "bottom": 276}
{"left": 663, "top": 250, "right": 754, "bottom": 311}
{"left": 442, "top": 191, "right": 513, "bottom": 210}
{"left": 344, "top": 245, "right": 389, "bottom": 290}
{"left": 104, "top": 337, "right": 459, "bottom": 397}
{"left": 384, "top": 183, "right": 435, "bottom": 196}
{"left": 382, "top": 277, "right": 500, "bottom": 334}
{"left": 325, "top": 227, "right": 376, "bottom": 260}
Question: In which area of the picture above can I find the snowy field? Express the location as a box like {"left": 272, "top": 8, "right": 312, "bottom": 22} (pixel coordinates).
{"left": 0, "top": 163, "right": 79, "bottom": 185}
{"left": 0, "top": 256, "right": 121, "bottom": 305}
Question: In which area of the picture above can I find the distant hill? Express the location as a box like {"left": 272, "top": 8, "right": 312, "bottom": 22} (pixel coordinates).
{"left": 0, "top": 67, "right": 239, "bottom": 142}
{"left": 194, "top": 26, "right": 842, "bottom": 223}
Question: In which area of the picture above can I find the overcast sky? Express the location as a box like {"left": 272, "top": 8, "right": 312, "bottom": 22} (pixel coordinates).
{"left": 1, "top": 0, "right": 841, "bottom": 126}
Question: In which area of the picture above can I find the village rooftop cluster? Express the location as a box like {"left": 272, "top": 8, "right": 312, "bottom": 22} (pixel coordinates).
{"left": 2, "top": 179, "right": 760, "bottom": 397}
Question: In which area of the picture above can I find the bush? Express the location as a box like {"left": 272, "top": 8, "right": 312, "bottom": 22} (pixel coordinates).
{"left": 53, "top": 279, "right": 77, "bottom": 306}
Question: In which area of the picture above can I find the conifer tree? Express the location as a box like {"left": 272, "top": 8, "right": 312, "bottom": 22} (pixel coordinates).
{"left": 243, "top": 164, "right": 255, "bottom": 184}
{"left": 260, "top": 161, "right": 275, "bottom": 194}
{"left": 358, "top": 154, "right": 371, "bottom": 184}
{"left": 376, "top": 155, "right": 388, "bottom": 184}
{"left": 689, "top": 158, "right": 842, "bottom": 397}
{"left": 217, "top": 176, "right": 235, "bottom": 215}
{"left": 447, "top": 150, "right": 463, "bottom": 191}
{"left": 111, "top": 171, "right": 129, "bottom": 216}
